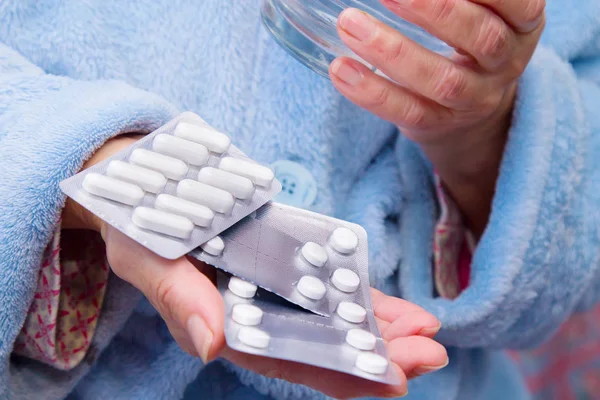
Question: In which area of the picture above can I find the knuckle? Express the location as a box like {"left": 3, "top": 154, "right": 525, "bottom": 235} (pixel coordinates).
{"left": 432, "top": 64, "right": 468, "bottom": 103}
{"left": 479, "top": 91, "right": 504, "bottom": 114}
{"left": 430, "top": 0, "right": 457, "bottom": 24}
{"left": 475, "top": 15, "right": 510, "bottom": 62}
{"left": 522, "top": 0, "right": 546, "bottom": 26}
{"left": 402, "top": 100, "right": 427, "bottom": 128}
{"left": 154, "top": 276, "right": 178, "bottom": 322}
{"left": 367, "top": 84, "right": 392, "bottom": 109}
{"left": 382, "top": 37, "right": 408, "bottom": 66}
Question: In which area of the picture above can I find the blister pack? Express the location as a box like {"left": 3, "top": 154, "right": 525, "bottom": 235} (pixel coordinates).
{"left": 60, "top": 112, "right": 282, "bottom": 259}
{"left": 192, "top": 202, "right": 400, "bottom": 384}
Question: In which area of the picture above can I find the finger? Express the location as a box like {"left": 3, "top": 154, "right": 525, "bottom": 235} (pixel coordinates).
{"left": 469, "top": 0, "right": 546, "bottom": 33}
{"left": 371, "top": 288, "right": 437, "bottom": 324}
{"left": 379, "top": 0, "right": 517, "bottom": 71}
{"left": 337, "top": 8, "right": 490, "bottom": 109}
{"left": 104, "top": 227, "right": 225, "bottom": 363}
{"left": 222, "top": 347, "right": 408, "bottom": 399}
{"left": 381, "top": 311, "right": 442, "bottom": 341}
{"left": 388, "top": 336, "right": 449, "bottom": 379}
{"left": 329, "top": 58, "right": 452, "bottom": 134}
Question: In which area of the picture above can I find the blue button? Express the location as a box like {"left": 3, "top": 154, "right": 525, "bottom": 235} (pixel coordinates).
{"left": 270, "top": 160, "right": 317, "bottom": 208}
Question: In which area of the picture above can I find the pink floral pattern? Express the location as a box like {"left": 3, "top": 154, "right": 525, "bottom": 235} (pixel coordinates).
{"left": 13, "top": 226, "right": 109, "bottom": 370}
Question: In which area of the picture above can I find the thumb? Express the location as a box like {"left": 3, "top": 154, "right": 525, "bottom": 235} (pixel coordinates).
{"left": 103, "top": 225, "right": 225, "bottom": 363}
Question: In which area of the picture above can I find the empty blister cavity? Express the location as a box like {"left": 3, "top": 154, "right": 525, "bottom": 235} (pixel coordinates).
{"left": 174, "top": 122, "right": 231, "bottom": 154}
{"left": 329, "top": 227, "right": 359, "bottom": 255}
{"left": 132, "top": 207, "right": 194, "bottom": 239}
{"left": 297, "top": 276, "right": 327, "bottom": 300}
{"left": 300, "top": 242, "right": 328, "bottom": 267}
{"left": 197, "top": 167, "right": 254, "bottom": 200}
{"left": 331, "top": 268, "right": 360, "bottom": 293}
{"left": 356, "top": 353, "right": 388, "bottom": 375}
{"left": 229, "top": 277, "right": 258, "bottom": 298}
{"left": 152, "top": 134, "right": 209, "bottom": 166}
{"left": 232, "top": 304, "right": 263, "bottom": 326}
{"left": 177, "top": 179, "right": 235, "bottom": 214}
{"left": 238, "top": 327, "right": 270, "bottom": 349}
{"left": 337, "top": 301, "right": 367, "bottom": 323}
{"left": 201, "top": 236, "right": 225, "bottom": 256}
{"left": 82, "top": 173, "right": 144, "bottom": 206}
{"left": 130, "top": 148, "right": 188, "bottom": 180}
{"left": 155, "top": 194, "right": 214, "bottom": 227}
{"left": 346, "top": 329, "right": 376, "bottom": 351}
{"left": 219, "top": 157, "right": 275, "bottom": 188}
{"left": 106, "top": 161, "right": 167, "bottom": 193}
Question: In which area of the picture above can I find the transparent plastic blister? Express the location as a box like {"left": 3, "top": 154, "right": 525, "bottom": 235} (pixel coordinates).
{"left": 193, "top": 201, "right": 400, "bottom": 383}
{"left": 190, "top": 202, "right": 370, "bottom": 318}
{"left": 217, "top": 270, "right": 400, "bottom": 384}
{"left": 60, "top": 112, "right": 282, "bottom": 259}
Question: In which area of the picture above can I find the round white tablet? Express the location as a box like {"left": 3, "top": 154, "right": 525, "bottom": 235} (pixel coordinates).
{"left": 232, "top": 304, "right": 263, "bottom": 326}
{"left": 296, "top": 276, "right": 327, "bottom": 300}
{"left": 331, "top": 268, "right": 360, "bottom": 293}
{"left": 228, "top": 277, "right": 257, "bottom": 298}
{"left": 300, "top": 242, "right": 328, "bottom": 267}
{"left": 329, "top": 227, "right": 359, "bottom": 254}
{"left": 238, "top": 327, "right": 270, "bottom": 349}
{"left": 346, "top": 329, "right": 377, "bottom": 350}
{"left": 336, "top": 301, "right": 367, "bottom": 323}
{"left": 201, "top": 236, "right": 225, "bottom": 256}
{"left": 355, "top": 353, "right": 388, "bottom": 375}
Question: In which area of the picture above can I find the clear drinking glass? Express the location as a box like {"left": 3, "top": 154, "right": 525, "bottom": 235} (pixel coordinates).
{"left": 261, "top": 0, "right": 451, "bottom": 79}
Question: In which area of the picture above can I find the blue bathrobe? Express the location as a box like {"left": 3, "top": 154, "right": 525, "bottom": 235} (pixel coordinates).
{"left": 1, "top": 1, "right": 599, "bottom": 399}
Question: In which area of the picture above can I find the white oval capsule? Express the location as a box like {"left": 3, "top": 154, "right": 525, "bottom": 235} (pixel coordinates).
{"left": 300, "top": 242, "right": 328, "bottom": 267}
{"left": 201, "top": 236, "right": 225, "bottom": 256}
{"left": 346, "top": 329, "right": 377, "bottom": 351}
{"left": 197, "top": 167, "right": 255, "bottom": 200}
{"left": 238, "top": 327, "right": 270, "bottom": 349}
{"left": 329, "top": 227, "right": 359, "bottom": 255}
{"left": 131, "top": 207, "right": 194, "bottom": 239}
{"left": 154, "top": 194, "right": 214, "bottom": 227}
{"left": 152, "top": 134, "right": 209, "bottom": 166}
{"left": 176, "top": 179, "right": 235, "bottom": 214}
{"left": 228, "top": 277, "right": 258, "bottom": 298}
{"left": 331, "top": 268, "right": 360, "bottom": 293}
{"left": 130, "top": 149, "right": 188, "bottom": 181}
{"left": 106, "top": 161, "right": 167, "bottom": 193}
{"left": 232, "top": 304, "right": 263, "bottom": 326}
{"left": 336, "top": 301, "right": 367, "bottom": 323}
{"left": 174, "top": 122, "right": 231, "bottom": 154}
{"left": 355, "top": 353, "right": 388, "bottom": 375}
{"left": 82, "top": 173, "right": 144, "bottom": 206}
{"left": 297, "top": 276, "right": 327, "bottom": 300}
{"left": 219, "top": 157, "right": 275, "bottom": 188}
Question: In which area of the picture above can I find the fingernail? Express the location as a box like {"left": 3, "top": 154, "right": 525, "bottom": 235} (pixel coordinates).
{"left": 384, "top": 390, "right": 408, "bottom": 398}
{"left": 418, "top": 323, "right": 442, "bottom": 337}
{"left": 339, "top": 8, "right": 377, "bottom": 42}
{"left": 331, "top": 59, "right": 363, "bottom": 86}
{"left": 413, "top": 359, "right": 449, "bottom": 376}
{"left": 187, "top": 315, "right": 214, "bottom": 364}
{"left": 100, "top": 222, "right": 107, "bottom": 242}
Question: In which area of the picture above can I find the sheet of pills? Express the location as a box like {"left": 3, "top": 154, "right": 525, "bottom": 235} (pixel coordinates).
{"left": 60, "top": 112, "right": 281, "bottom": 259}
{"left": 190, "top": 202, "right": 370, "bottom": 318}
{"left": 216, "top": 270, "right": 400, "bottom": 384}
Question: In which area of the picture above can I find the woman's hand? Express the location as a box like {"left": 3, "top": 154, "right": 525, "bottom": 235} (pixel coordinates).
{"left": 330, "top": 0, "right": 546, "bottom": 236}
{"left": 61, "top": 135, "right": 448, "bottom": 399}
